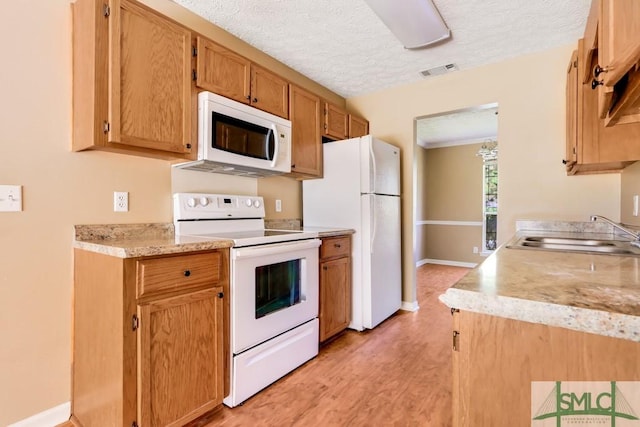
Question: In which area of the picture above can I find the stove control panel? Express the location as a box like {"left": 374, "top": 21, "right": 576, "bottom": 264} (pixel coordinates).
{"left": 173, "top": 193, "right": 265, "bottom": 221}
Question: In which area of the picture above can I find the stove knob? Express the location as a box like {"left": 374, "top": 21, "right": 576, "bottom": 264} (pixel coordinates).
{"left": 253, "top": 199, "right": 261, "bottom": 208}
{"left": 199, "top": 197, "right": 209, "bottom": 207}
{"left": 187, "top": 198, "right": 197, "bottom": 208}
{"left": 245, "top": 199, "right": 253, "bottom": 207}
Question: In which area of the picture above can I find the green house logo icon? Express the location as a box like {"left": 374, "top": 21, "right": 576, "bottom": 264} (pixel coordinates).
{"left": 533, "top": 381, "right": 639, "bottom": 426}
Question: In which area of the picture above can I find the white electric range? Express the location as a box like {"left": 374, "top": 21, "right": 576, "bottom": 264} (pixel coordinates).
{"left": 173, "top": 193, "right": 321, "bottom": 407}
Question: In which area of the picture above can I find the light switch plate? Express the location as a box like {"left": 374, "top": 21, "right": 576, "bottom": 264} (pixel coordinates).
{"left": 0, "top": 185, "right": 22, "bottom": 212}
{"left": 633, "top": 195, "right": 639, "bottom": 217}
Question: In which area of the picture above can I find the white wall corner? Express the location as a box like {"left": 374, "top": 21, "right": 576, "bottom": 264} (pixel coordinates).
{"left": 401, "top": 300, "right": 420, "bottom": 312}
{"left": 8, "top": 402, "right": 70, "bottom": 427}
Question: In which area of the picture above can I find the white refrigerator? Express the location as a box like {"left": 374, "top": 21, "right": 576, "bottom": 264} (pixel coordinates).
{"left": 303, "top": 135, "right": 401, "bottom": 331}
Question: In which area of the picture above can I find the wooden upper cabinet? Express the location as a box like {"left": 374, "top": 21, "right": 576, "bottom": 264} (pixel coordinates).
{"left": 195, "top": 37, "right": 289, "bottom": 119}
{"left": 348, "top": 115, "right": 369, "bottom": 138}
{"left": 72, "top": 0, "right": 194, "bottom": 159}
{"left": 195, "top": 36, "right": 251, "bottom": 104}
{"left": 250, "top": 65, "right": 289, "bottom": 119}
{"left": 565, "top": 39, "right": 640, "bottom": 175}
{"left": 289, "top": 84, "right": 322, "bottom": 177}
{"left": 595, "top": 0, "right": 640, "bottom": 125}
{"left": 565, "top": 49, "right": 579, "bottom": 171}
{"left": 580, "top": 0, "right": 599, "bottom": 84}
{"left": 323, "top": 102, "right": 349, "bottom": 140}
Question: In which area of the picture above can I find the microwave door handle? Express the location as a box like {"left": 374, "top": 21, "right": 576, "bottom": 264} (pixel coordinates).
{"left": 270, "top": 124, "right": 279, "bottom": 167}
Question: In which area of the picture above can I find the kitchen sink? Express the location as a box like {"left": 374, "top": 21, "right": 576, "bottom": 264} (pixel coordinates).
{"left": 507, "top": 235, "right": 640, "bottom": 256}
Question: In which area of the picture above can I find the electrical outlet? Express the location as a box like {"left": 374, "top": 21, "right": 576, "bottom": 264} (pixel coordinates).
{"left": 0, "top": 185, "right": 22, "bottom": 212}
{"left": 114, "top": 191, "right": 128, "bottom": 212}
{"left": 473, "top": 246, "right": 479, "bottom": 254}
{"left": 275, "top": 199, "right": 282, "bottom": 212}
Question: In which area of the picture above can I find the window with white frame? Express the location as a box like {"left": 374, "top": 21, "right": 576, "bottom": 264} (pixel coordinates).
{"left": 477, "top": 141, "right": 498, "bottom": 253}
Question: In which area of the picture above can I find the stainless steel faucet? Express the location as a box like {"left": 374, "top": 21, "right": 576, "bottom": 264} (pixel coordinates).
{"left": 590, "top": 215, "right": 640, "bottom": 247}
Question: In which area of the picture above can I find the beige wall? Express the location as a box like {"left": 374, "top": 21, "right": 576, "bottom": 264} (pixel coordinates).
{"left": 347, "top": 44, "right": 621, "bottom": 306}
{"left": 2, "top": 1, "right": 630, "bottom": 423}
{"left": 422, "top": 144, "right": 483, "bottom": 221}
{"left": 419, "top": 225, "right": 485, "bottom": 264}
{"left": 416, "top": 143, "right": 485, "bottom": 264}
{"left": 621, "top": 161, "right": 640, "bottom": 226}
{"left": 0, "top": 0, "right": 328, "bottom": 423}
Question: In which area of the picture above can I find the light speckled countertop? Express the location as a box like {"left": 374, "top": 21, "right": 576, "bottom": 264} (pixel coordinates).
{"left": 439, "top": 220, "right": 640, "bottom": 342}
{"left": 73, "top": 222, "right": 354, "bottom": 258}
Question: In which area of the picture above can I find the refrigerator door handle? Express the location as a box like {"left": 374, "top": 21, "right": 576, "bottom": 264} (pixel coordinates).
{"left": 370, "top": 194, "right": 377, "bottom": 253}
{"left": 369, "top": 139, "right": 377, "bottom": 193}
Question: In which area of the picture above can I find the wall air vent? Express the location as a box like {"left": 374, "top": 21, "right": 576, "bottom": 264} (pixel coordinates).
{"left": 420, "top": 63, "right": 459, "bottom": 77}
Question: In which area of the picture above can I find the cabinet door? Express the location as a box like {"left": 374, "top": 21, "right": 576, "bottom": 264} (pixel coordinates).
{"left": 565, "top": 49, "right": 578, "bottom": 172}
{"left": 289, "top": 84, "right": 322, "bottom": 177}
{"left": 453, "top": 310, "right": 640, "bottom": 426}
{"left": 348, "top": 114, "right": 369, "bottom": 138}
{"left": 599, "top": 0, "right": 640, "bottom": 86}
{"left": 110, "top": 0, "right": 193, "bottom": 154}
{"left": 195, "top": 36, "right": 251, "bottom": 105}
{"left": 319, "top": 257, "right": 351, "bottom": 342}
{"left": 138, "top": 287, "right": 224, "bottom": 427}
{"left": 250, "top": 65, "right": 289, "bottom": 119}
{"left": 324, "top": 102, "right": 349, "bottom": 140}
{"left": 597, "top": 0, "right": 640, "bottom": 124}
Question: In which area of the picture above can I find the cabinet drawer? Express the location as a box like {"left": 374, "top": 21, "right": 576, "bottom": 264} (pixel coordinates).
{"left": 137, "top": 252, "right": 223, "bottom": 299}
{"left": 320, "top": 236, "right": 351, "bottom": 260}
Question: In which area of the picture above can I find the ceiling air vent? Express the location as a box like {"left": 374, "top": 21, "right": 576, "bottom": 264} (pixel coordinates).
{"left": 420, "top": 63, "right": 459, "bottom": 77}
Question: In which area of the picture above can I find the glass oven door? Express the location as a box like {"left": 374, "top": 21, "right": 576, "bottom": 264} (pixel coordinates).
{"left": 231, "top": 239, "right": 320, "bottom": 354}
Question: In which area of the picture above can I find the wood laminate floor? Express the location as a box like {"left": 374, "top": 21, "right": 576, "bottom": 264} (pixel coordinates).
{"left": 191, "top": 264, "right": 471, "bottom": 427}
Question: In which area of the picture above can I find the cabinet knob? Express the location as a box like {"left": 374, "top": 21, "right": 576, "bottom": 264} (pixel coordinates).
{"left": 334, "top": 243, "right": 341, "bottom": 248}
{"left": 186, "top": 143, "right": 192, "bottom": 149}
{"left": 217, "top": 292, "right": 224, "bottom": 299}
{"left": 252, "top": 98, "right": 258, "bottom": 103}
{"left": 591, "top": 78, "right": 603, "bottom": 90}
{"left": 562, "top": 159, "right": 568, "bottom": 165}
{"left": 246, "top": 95, "right": 251, "bottom": 100}
{"left": 593, "top": 64, "right": 608, "bottom": 78}
{"left": 322, "top": 266, "right": 328, "bottom": 271}
{"left": 184, "top": 270, "right": 191, "bottom": 277}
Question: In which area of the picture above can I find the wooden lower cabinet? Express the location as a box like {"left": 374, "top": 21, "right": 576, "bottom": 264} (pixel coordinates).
{"left": 452, "top": 310, "right": 640, "bottom": 426}
{"left": 72, "top": 249, "right": 229, "bottom": 427}
{"left": 319, "top": 235, "right": 352, "bottom": 342}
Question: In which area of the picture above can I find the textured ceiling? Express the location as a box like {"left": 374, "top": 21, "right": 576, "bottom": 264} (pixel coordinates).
{"left": 173, "top": 0, "right": 591, "bottom": 98}
{"left": 417, "top": 105, "right": 499, "bottom": 148}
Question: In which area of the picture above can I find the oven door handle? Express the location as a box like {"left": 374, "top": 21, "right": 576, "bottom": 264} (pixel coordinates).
{"left": 232, "top": 239, "right": 321, "bottom": 259}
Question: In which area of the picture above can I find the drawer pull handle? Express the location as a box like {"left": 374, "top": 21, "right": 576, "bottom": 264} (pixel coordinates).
{"left": 334, "top": 244, "right": 341, "bottom": 248}
{"left": 184, "top": 270, "right": 191, "bottom": 277}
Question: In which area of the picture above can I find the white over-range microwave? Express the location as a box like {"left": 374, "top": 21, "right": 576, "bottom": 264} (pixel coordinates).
{"left": 173, "top": 91, "right": 292, "bottom": 177}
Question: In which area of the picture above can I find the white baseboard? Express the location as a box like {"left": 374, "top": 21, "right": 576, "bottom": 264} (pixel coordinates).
{"left": 417, "top": 258, "right": 477, "bottom": 268}
{"left": 8, "top": 402, "right": 70, "bottom": 427}
{"left": 401, "top": 300, "right": 420, "bottom": 312}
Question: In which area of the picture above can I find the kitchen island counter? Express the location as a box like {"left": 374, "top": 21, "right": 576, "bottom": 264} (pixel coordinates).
{"left": 439, "top": 221, "right": 640, "bottom": 342}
